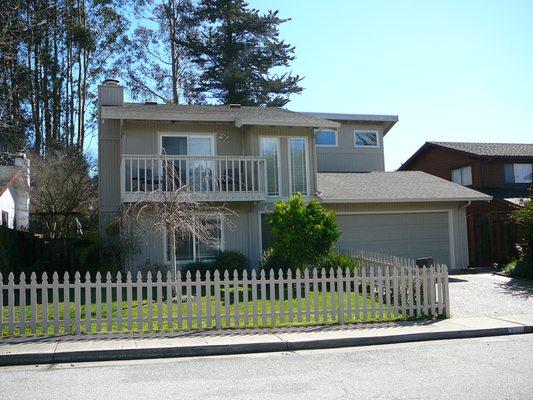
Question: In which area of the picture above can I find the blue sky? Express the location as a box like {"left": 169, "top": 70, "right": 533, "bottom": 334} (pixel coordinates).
{"left": 249, "top": 0, "right": 533, "bottom": 170}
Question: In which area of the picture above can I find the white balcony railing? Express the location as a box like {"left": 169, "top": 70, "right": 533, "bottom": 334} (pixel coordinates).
{"left": 121, "top": 155, "right": 268, "bottom": 202}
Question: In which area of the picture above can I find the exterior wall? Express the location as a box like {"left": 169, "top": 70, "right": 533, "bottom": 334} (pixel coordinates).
{"left": 401, "top": 147, "right": 482, "bottom": 187}
{"left": 0, "top": 177, "right": 29, "bottom": 230}
{"left": 316, "top": 123, "right": 385, "bottom": 172}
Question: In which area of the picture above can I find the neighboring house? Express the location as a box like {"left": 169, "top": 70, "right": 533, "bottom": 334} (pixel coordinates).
{"left": 0, "top": 154, "right": 30, "bottom": 230}
{"left": 399, "top": 142, "right": 533, "bottom": 266}
{"left": 98, "top": 80, "right": 490, "bottom": 271}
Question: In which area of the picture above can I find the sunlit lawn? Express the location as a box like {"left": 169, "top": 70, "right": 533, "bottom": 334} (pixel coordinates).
{"left": 1, "top": 287, "right": 408, "bottom": 337}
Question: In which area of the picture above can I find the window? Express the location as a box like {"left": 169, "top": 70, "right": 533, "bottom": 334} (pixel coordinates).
{"left": 166, "top": 216, "right": 223, "bottom": 263}
{"left": 506, "top": 164, "right": 533, "bottom": 183}
{"left": 260, "top": 137, "right": 280, "bottom": 196}
{"left": 451, "top": 166, "right": 473, "bottom": 186}
{"left": 289, "top": 137, "right": 308, "bottom": 195}
{"left": 315, "top": 130, "right": 337, "bottom": 146}
{"left": 1, "top": 211, "right": 8, "bottom": 226}
{"left": 354, "top": 130, "right": 378, "bottom": 147}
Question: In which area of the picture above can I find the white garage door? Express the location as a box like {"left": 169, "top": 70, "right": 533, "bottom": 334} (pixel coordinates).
{"left": 336, "top": 212, "right": 451, "bottom": 266}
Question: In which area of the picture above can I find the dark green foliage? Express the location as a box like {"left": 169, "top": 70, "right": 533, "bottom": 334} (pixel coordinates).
{"left": 213, "top": 251, "right": 248, "bottom": 275}
{"left": 259, "top": 247, "right": 289, "bottom": 273}
{"left": 268, "top": 194, "right": 341, "bottom": 269}
{"left": 316, "top": 253, "right": 361, "bottom": 274}
{"left": 503, "top": 253, "right": 533, "bottom": 279}
{"left": 510, "top": 193, "right": 533, "bottom": 252}
{"left": 180, "top": 0, "right": 303, "bottom": 106}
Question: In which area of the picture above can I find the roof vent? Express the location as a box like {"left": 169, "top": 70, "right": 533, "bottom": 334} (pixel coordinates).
{"left": 144, "top": 101, "right": 158, "bottom": 105}
{"left": 103, "top": 78, "right": 120, "bottom": 86}
{"left": 229, "top": 103, "right": 241, "bottom": 108}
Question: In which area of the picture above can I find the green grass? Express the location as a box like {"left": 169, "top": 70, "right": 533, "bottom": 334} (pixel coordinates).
{"left": 1, "top": 287, "right": 414, "bottom": 337}
{"left": 503, "top": 255, "right": 533, "bottom": 280}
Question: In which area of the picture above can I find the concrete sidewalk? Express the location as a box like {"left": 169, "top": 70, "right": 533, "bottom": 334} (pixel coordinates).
{"left": 1, "top": 314, "right": 532, "bottom": 366}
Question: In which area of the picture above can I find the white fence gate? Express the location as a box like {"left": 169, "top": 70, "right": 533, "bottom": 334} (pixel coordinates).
{"left": 0, "top": 251, "right": 449, "bottom": 337}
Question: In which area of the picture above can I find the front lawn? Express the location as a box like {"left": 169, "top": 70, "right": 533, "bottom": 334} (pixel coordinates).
{"left": 1, "top": 288, "right": 407, "bottom": 337}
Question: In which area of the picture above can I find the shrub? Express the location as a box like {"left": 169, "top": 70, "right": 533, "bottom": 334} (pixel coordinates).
{"left": 503, "top": 252, "right": 533, "bottom": 280}
{"left": 181, "top": 260, "right": 214, "bottom": 279}
{"left": 260, "top": 247, "right": 289, "bottom": 273}
{"left": 316, "top": 252, "right": 361, "bottom": 273}
{"left": 269, "top": 194, "right": 341, "bottom": 269}
{"left": 213, "top": 251, "right": 248, "bottom": 276}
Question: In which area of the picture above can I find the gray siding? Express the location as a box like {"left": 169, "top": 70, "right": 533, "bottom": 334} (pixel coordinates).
{"left": 316, "top": 123, "right": 385, "bottom": 172}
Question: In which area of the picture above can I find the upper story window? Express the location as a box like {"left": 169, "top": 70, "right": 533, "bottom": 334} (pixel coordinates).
{"left": 451, "top": 165, "right": 473, "bottom": 186}
{"left": 289, "top": 137, "right": 309, "bottom": 195}
{"left": 505, "top": 163, "right": 533, "bottom": 184}
{"left": 315, "top": 130, "right": 337, "bottom": 146}
{"left": 354, "top": 130, "right": 379, "bottom": 147}
{"left": 260, "top": 137, "right": 280, "bottom": 196}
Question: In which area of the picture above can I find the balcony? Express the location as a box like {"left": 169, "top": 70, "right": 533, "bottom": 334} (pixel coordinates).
{"left": 121, "top": 155, "right": 268, "bottom": 202}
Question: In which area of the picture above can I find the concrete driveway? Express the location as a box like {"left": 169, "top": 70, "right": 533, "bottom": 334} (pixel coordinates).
{"left": 449, "top": 273, "right": 533, "bottom": 317}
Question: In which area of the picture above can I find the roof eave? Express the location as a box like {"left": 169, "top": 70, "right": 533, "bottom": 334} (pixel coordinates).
{"left": 318, "top": 196, "right": 492, "bottom": 204}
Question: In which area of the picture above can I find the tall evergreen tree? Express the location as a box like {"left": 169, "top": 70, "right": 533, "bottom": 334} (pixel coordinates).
{"left": 118, "top": 0, "right": 201, "bottom": 104}
{"left": 181, "top": 0, "right": 303, "bottom": 107}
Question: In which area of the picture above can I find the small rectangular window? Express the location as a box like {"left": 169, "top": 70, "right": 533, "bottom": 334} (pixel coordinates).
{"left": 315, "top": 130, "right": 337, "bottom": 146}
{"left": 260, "top": 137, "right": 280, "bottom": 196}
{"left": 289, "top": 138, "right": 308, "bottom": 195}
{"left": 451, "top": 166, "right": 472, "bottom": 186}
{"left": 354, "top": 131, "right": 378, "bottom": 147}
{"left": 513, "top": 164, "right": 533, "bottom": 184}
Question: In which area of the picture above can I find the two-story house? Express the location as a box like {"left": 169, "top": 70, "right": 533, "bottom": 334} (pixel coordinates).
{"left": 399, "top": 142, "right": 533, "bottom": 266}
{"left": 98, "top": 80, "right": 490, "bottom": 271}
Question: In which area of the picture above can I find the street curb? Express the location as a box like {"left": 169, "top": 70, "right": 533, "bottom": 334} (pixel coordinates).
{"left": 0, "top": 325, "right": 531, "bottom": 366}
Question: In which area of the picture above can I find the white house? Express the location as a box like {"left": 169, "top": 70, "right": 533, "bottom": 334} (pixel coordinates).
{"left": 0, "top": 154, "right": 30, "bottom": 230}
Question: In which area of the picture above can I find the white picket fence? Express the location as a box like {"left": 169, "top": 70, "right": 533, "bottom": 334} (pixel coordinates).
{"left": 0, "top": 257, "right": 449, "bottom": 337}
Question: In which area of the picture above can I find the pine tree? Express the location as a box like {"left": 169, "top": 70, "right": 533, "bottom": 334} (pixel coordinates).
{"left": 181, "top": 0, "right": 303, "bottom": 107}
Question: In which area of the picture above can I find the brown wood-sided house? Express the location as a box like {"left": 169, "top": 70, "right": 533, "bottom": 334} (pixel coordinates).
{"left": 399, "top": 142, "right": 533, "bottom": 267}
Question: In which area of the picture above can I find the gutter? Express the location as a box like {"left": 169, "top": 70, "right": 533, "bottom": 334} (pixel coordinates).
{"left": 317, "top": 196, "right": 493, "bottom": 204}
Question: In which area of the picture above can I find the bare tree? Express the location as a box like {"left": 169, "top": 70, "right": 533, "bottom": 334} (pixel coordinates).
{"left": 119, "top": 156, "right": 235, "bottom": 281}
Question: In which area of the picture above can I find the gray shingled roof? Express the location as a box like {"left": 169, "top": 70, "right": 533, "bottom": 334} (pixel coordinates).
{"left": 429, "top": 142, "right": 533, "bottom": 157}
{"left": 317, "top": 171, "right": 491, "bottom": 203}
{"left": 304, "top": 112, "right": 398, "bottom": 134}
{"left": 101, "top": 103, "right": 340, "bottom": 129}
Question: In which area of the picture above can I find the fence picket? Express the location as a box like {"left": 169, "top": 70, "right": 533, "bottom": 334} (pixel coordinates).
{"left": 85, "top": 272, "right": 91, "bottom": 333}
{"left": 166, "top": 271, "right": 173, "bottom": 330}
{"left": 361, "top": 266, "right": 368, "bottom": 321}
{"left": 106, "top": 272, "right": 113, "bottom": 332}
{"left": 269, "top": 269, "right": 276, "bottom": 324}
{"left": 155, "top": 272, "right": 162, "bottom": 330}
{"left": 277, "top": 269, "right": 284, "bottom": 325}
{"left": 126, "top": 272, "right": 132, "bottom": 331}
{"left": 52, "top": 273, "right": 59, "bottom": 335}
{"left": 206, "top": 271, "right": 213, "bottom": 329}
{"left": 260, "top": 270, "right": 267, "bottom": 326}
{"left": 186, "top": 271, "right": 193, "bottom": 329}
{"left": 287, "top": 269, "right": 294, "bottom": 324}
{"left": 408, "top": 267, "right": 414, "bottom": 317}
{"left": 196, "top": 271, "right": 203, "bottom": 329}
{"left": 251, "top": 270, "right": 258, "bottom": 326}
{"left": 7, "top": 273, "right": 14, "bottom": 335}
{"left": 233, "top": 270, "right": 240, "bottom": 327}
{"left": 354, "top": 267, "right": 360, "bottom": 322}
{"left": 304, "top": 269, "right": 311, "bottom": 322}
{"left": 320, "top": 268, "right": 327, "bottom": 322}
{"left": 414, "top": 267, "right": 421, "bottom": 317}
{"left": 443, "top": 265, "right": 450, "bottom": 318}
{"left": 20, "top": 272, "right": 27, "bottom": 335}
{"left": 376, "top": 266, "right": 384, "bottom": 320}
{"left": 74, "top": 272, "right": 81, "bottom": 335}
{"left": 136, "top": 272, "right": 143, "bottom": 331}
{"left": 329, "top": 268, "right": 336, "bottom": 321}
{"left": 63, "top": 272, "right": 70, "bottom": 334}
{"left": 176, "top": 272, "right": 183, "bottom": 330}
{"left": 337, "top": 268, "right": 344, "bottom": 325}
{"left": 223, "top": 270, "right": 230, "bottom": 328}
{"left": 429, "top": 266, "right": 436, "bottom": 316}
{"left": 369, "top": 266, "right": 376, "bottom": 320}
{"left": 117, "top": 272, "right": 123, "bottom": 331}
{"left": 421, "top": 267, "right": 429, "bottom": 316}
{"left": 214, "top": 270, "right": 222, "bottom": 330}
{"left": 313, "top": 268, "right": 319, "bottom": 322}
{"left": 41, "top": 272, "right": 48, "bottom": 335}
{"left": 295, "top": 270, "right": 302, "bottom": 323}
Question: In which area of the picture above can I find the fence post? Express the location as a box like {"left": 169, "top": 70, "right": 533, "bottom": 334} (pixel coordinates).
{"left": 117, "top": 272, "right": 123, "bottom": 331}
{"left": 251, "top": 269, "right": 258, "bottom": 327}
{"left": 85, "top": 272, "right": 91, "bottom": 334}
{"left": 41, "top": 272, "right": 48, "bottom": 335}
{"left": 63, "top": 272, "right": 70, "bottom": 334}
{"left": 52, "top": 272, "right": 59, "bottom": 335}
{"left": 304, "top": 268, "right": 311, "bottom": 323}
{"left": 74, "top": 272, "right": 81, "bottom": 335}
{"left": 277, "top": 269, "right": 284, "bottom": 325}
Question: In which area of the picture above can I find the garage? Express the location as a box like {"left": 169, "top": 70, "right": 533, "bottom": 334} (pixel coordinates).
{"left": 336, "top": 212, "right": 452, "bottom": 266}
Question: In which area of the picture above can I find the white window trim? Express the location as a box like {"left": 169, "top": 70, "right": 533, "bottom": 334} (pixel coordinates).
{"left": 158, "top": 132, "right": 216, "bottom": 156}
{"left": 288, "top": 136, "right": 310, "bottom": 196}
{"left": 314, "top": 129, "right": 338, "bottom": 147}
{"left": 163, "top": 214, "right": 225, "bottom": 265}
{"left": 354, "top": 130, "right": 380, "bottom": 148}
{"left": 259, "top": 136, "right": 282, "bottom": 197}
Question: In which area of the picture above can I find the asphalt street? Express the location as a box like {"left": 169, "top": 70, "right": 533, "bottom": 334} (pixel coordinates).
{"left": 1, "top": 334, "right": 532, "bottom": 400}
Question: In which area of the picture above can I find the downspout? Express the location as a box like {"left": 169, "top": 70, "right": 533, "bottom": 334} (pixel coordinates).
{"left": 460, "top": 200, "right": 471, "bottom": 268}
